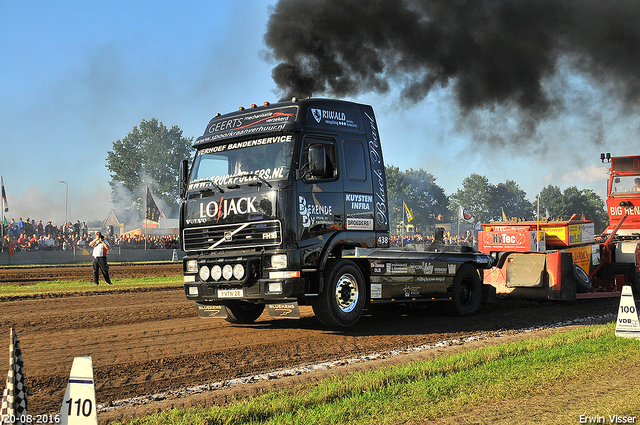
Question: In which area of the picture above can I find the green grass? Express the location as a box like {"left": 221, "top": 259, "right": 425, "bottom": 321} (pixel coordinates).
{"left": 0, "top": 275, "right": 183, "bottom": 298}
{"left": 111, "top": 323, "right": 640, "bottom": 425}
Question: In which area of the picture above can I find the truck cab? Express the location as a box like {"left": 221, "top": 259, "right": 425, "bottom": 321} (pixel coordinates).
{"left": 605, "top": 154, "right": 640, "bottom": 236}
{"left": 180, "top": 98, "right": 494, "bottom": 328}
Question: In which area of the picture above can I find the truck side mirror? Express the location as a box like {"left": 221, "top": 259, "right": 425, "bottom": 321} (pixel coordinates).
{"left": 179, "top": 159, "right": 189, "bottom": 198}
{"left": 308, "top": 144, "right": 326, "bottom": 178}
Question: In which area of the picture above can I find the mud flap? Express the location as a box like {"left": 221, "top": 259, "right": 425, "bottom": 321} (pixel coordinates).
{"left": 195, "top": 302, "right": 229, "bottom": 319}
{"left": 266, "top": 302, "right": 301, "bottom": 318}
{"left": 558, "top": 252, "right": 577, "bottom": 301}
{"left": 481, "top": 284, "right": 496, "bottom": 303}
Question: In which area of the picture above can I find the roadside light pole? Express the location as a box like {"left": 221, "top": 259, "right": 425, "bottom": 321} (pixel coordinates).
{"left": 58, "top": 180, "right": 68, "bottom": 224}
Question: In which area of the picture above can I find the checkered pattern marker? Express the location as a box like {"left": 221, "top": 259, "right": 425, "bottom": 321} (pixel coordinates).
{"left": 1, "top": 327, "right": 28, "bottom": 423}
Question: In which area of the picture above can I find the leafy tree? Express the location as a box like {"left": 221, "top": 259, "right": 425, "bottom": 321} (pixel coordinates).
{"left": 404, "top": 168, "right": 449, "bottom": 233}
{"left": 106, "top": 118, "right": 194, "bottom": 217}
{"left": 451, "top": 175, "right": 533, "bottom": 223}
{"left": 539, "top": 184, "right": 608, "bottom": 232}
{"left": 385, "top": 165, "right": 448, "bottom": 234}
{"left": 539, "top": 185, "right": 564, "bottom": 218}
{"left": 495, "top": 180, "right": 534, "bottom": 219}
{"left": 449, "top": 174, "right": 495, "bottom": 223}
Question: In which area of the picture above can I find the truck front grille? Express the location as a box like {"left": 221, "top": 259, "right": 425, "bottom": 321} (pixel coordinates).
{"left": 183, "top": 220, "right": 282, "bottom": 252}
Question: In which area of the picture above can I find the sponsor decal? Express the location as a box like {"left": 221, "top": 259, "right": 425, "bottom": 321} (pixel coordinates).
{"left": 592, "top": 244, "right": 602, "bottom": 266}
{"left": 346, "top": 217, "right": 374, "bottom": 230}
{"left": 423, "top": 263, "right": 449, "bottom": 275}
{"left": 370, "top": 262, "right": 385, "bottom": 274}
{"left": 564, "top": 246, "right": 592, "bottom": 273}
{"left": 386, "top": 263, "right": 409, "bottom": 274}
{"left": 198, "top": 135, "right": 292, "bottom": 155}
{"left": 298, "top": 196, "right": 333, "bottom": 228}
{"left": 195, "top": 107, "right": 297, "bottom": 145}
{"left": 345, "top": 193, "right": 374, "bottom": 230}
{"left": 480, "top": 230, "right": 538, "bottom": 251}
{"left": 199, "top": 197, "right": 257, "bottom": 223}
{"left": 190, "top": 167, "right": 287, "bottom": 190}
{"left": 310, "top": 108, "right": 358, "bottom": 128}
{"left": 364, "top": 111, "right": 388, "bottom": 227}
{"left": 403, "top": 285, "right": 420, "bottom": 297}
{"left": 416, "top": 276, "right": 446, "bottom": 282}
{"left": 345, "top": 193, "right": 373, "bottom": 210}
{"left": 610, "top": 205, "right": 640, "bottom": 216}
{"left": 568, "top": 224, "right": 583, "bottom": 244}
{"left": 448, "top": 264, "right": 457, "bottom": 274}
{"left": 370, "top": 283, "right": 382, "bottom": 298}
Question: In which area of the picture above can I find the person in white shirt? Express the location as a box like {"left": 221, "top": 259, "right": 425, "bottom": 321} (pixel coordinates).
{"left": 89, "top": 231, "right": 112, "bottom": 285}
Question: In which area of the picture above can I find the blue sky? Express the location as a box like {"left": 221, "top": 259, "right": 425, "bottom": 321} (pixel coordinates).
{"left": 1, "top": 1, "right": 635, "bottom": 225}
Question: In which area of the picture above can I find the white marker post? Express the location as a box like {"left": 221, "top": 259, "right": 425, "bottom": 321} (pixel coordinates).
{"left": 615, "top": 285, "right": 640, "bottom": 340}
{"left": 59, "top": 356, "right": 98, "bottom": 425}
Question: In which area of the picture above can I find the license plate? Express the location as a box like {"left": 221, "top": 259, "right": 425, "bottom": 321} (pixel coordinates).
{"left": 217, "top": 289, "right": 243, "bottom": 298}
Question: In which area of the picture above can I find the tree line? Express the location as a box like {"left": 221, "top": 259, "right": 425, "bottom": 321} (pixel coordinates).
{"left": 106, "top": 119, "right": 608, "bottom": 233}
{"left": 390, "top": 169, "right": 608, "bottom": 234}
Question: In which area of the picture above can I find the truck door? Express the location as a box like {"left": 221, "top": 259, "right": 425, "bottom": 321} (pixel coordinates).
{"left": 342, "top": 138, "right": 375, "bottom": 241}
{"left": 296, "top": 136, "right": 344, "bottom": 266}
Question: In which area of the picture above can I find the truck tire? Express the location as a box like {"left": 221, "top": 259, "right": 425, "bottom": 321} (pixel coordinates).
{"left": 224, "top": 301, "right": 265, "bottom": 324}
{"left": 573, "top": 264, "right": 592, "bottom": 293}
{"left": 446, "top": 263, "right": 482, "bottom": 316}
{"left": 313, "top": 259, "right": 366, "bottom": 328}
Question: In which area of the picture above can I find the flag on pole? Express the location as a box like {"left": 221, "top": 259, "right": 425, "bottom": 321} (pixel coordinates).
{"left": 403, "top": 202, "right": 413, "bottom": 223}
{"left": 502, "top": 207, "right": 507, "bottom": 221}
{"left": 459, "top": 205, "right": 474, "bottom": 222}
{"left": 145, "top": 187, "right": 161, "bottom": 223}
{"left": 1, "top": 177, "right": 8, "bottom": 213}
{"left": 1, "top": 327, "right": 28, "bottom": 421}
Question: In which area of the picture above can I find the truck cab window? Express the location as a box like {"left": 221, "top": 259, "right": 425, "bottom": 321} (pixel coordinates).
{"left": 344, "top": 140, "right": 366, "bottom": 181}
{"left": 301, "top": 138, "right": 337, "bottom": 181}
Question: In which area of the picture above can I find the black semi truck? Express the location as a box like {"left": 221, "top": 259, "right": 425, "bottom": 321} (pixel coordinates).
{"left": 180, "top": 98, "right": 494, "bottom": 328}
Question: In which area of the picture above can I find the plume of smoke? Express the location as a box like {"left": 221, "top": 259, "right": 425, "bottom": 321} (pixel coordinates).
{"left": 109, "top": 170, "right": 172, "bottom": 232}
{"left": 264, "top": 0, "right": 640, "bottom": 150}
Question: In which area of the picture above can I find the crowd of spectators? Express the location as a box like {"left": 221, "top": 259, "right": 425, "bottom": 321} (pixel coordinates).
{"left": 1, "top": 217, "right": 180, "bottom": 252}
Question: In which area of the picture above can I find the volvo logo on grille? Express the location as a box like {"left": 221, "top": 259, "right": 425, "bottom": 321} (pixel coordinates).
{"left": 224, "top": 231, "right": 233, "bottom": 241}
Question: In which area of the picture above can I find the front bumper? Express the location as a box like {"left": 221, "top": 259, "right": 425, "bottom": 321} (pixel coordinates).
{"left": 184, "top": 276, "right": 306, "bottom": 302}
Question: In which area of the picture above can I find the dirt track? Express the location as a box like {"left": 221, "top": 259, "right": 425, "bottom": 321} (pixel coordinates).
{"left": 0, "top": 264, "right": 622, "bottom": 423}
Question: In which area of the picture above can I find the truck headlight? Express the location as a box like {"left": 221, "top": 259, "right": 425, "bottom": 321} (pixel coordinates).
{"left": 222, "top": 264, "right": 233, "bottom": 280}
{"left": 271, "top": 254, "right": 287, "bottom": 269}
{"left": 233, "top": 264, "right": 245, "bottom": 280}
{"left": 198, "top": 265, "right": 210, "bottom": 281}
{"left": 211, "top": 265, "right": 222, "bottom": 281}
{"left": 186, "top": 259, "right": 198, "bottom": 273}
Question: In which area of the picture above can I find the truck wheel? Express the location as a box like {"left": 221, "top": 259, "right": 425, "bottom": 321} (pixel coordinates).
{"left": 446, "top": 263, "right": 482, "bottom": 316}
{"left": 313, "top": 260, "right": 366, "bottom": 328}
{"left": 573, "top": 264, "right": 592, "bottom": 293}
{"left": 224, "top": 301, "right": 265, "bottom": 324}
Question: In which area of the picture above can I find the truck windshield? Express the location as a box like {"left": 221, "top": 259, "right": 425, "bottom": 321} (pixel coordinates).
{"left": 189, "top": 135, "right": 293, "bottom": 190}
{"left": 611, "top": 175, "right": 640, "bottom": 194}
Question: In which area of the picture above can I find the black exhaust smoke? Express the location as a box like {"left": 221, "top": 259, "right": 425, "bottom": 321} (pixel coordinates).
{"left": 264, "top": 0, "right": 640, "bottom": 143}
